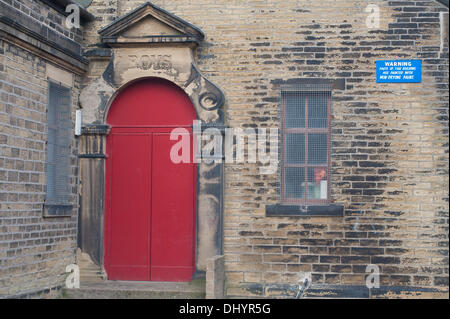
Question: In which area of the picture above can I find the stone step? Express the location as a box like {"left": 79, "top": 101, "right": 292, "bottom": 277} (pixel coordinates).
{"left": 76, "top": 249, "right": 107, "bottom": 283}
{"left": 61, "top": 279, "right": 206, "bottom": 299}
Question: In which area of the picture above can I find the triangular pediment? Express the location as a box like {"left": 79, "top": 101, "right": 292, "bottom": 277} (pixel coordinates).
{"left": 98, "top": 2, "right": 204, "bottom": 45}
{"left": 120, "top": 15, "right": 184, "bottom": 38}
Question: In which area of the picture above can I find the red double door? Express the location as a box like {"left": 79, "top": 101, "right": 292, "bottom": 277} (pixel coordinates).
{"left": 104, "top": 79, "right": 197, "bottom": 282}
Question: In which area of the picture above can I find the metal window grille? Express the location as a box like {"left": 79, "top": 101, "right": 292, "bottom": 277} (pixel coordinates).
{"left": 281, "top": 85, "right": 332, "bottom": 205}
{"left": 45, "top": 82, "right": 72, "bottom": 205}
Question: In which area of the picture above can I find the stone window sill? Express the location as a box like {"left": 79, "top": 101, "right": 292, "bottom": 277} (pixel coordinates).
{"left": 265, "top": 204, "right": 344, "bottom": 217}
{"left": 43, "top": 204, "right": 73, "bottom": 217}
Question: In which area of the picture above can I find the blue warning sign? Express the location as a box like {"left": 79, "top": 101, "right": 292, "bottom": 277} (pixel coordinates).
{"left": 376, "top": 60, "right": 421, "bottom": 83}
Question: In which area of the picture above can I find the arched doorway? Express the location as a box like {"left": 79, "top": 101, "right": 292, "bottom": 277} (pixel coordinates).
{"left": 104, "top": 78, "right": 197, "bottom": 282}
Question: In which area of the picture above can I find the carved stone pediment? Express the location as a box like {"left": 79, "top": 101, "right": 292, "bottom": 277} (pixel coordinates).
{"left": 80, "top": 1, "right": 225, "bottom": 125}
{"left": 98, "top": 2, "right": 205, "bottom": 45}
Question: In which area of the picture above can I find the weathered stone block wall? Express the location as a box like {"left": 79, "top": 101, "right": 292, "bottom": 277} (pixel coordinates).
{"left": 83, "top": 0, "right": 449, "bottom": 298}
{"left": 0, "top": 0, "right": 83, "bottom": 297}
{"left": 83, "top": 0, "right": 118, "bottom": 46}
{"left": 2, "top": 0, "right": 84, "bottom": 44}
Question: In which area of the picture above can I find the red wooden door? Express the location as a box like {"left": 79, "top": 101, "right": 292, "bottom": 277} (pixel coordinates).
{"left": 104, "top": 78, "right": 197, "bottom": 282}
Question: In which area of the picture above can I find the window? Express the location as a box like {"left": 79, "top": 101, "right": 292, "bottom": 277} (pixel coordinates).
{"left": 44, "top": 81, "right": 73, "bottom": 216}
{"left": 281, "top": 87, "right": 331, "bottom": 205}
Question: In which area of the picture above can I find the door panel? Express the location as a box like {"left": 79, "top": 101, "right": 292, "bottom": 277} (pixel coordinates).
{"left": 151, "top": 132, "right": 195, "bottom": 281}
{"left": 107, "top": 133, "right": 151, "bottom": 281}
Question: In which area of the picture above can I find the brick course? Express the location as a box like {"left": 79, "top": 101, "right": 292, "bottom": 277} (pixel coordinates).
{"left": 3, "top": 0, "right": 83, "bottom": 43}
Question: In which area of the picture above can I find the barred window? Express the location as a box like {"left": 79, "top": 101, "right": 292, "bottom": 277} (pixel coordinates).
{"left": 281, "top": 86, "right": 331, "bottom": 205}
{"left": 44, "top": 82, "right": 72, "bottom": 213}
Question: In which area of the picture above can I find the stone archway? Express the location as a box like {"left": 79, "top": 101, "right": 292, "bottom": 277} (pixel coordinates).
{"left": 78, "top": 2, "right": 225, "bottom": 277}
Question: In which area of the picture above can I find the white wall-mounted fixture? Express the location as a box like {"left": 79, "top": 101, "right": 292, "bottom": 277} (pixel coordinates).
{"left": 75, "top": 110, "right": 82, "bottom": 136}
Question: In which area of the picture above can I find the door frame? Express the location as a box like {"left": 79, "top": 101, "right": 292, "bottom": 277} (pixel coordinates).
{"left": 78, "top": 75, "right": 225, "bottom": 277}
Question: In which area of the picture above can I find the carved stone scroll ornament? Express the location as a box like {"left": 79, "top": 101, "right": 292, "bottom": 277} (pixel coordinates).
{"left": 185, "top": 64, "right": 225, "bottom": 112}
